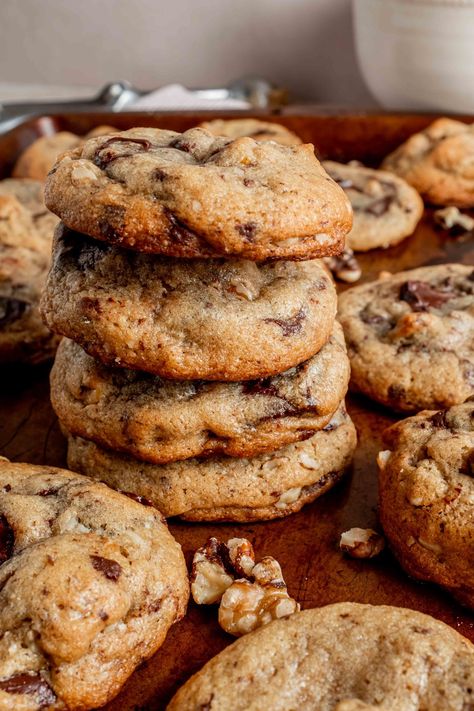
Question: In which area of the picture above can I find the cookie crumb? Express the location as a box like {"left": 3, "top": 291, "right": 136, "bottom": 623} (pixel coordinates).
{"left": 340, "top": 528, "right": 385, "bottom": 559}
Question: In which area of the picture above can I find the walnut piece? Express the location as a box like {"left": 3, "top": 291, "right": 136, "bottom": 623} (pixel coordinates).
{"left": 324, "top": 248, "right": 362, "bottom": 283}
{"left": 190, "top": 537, "right": 299, "bottom": 636}
{"left": 190, "top": 537, "right": 234, "bottom": 604}
{"left": 218, "top": 555, "right": 299, "bottom": 637}
{"left": 434, "top": 206, "right": 474, "bottom": 233}
{"left": 339, "top": 528, "right": 385, "bottom": 559}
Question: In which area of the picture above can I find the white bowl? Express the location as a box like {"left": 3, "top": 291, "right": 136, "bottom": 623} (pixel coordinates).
{"left": 353, "top": 0, "right": 474, "bottom": 112}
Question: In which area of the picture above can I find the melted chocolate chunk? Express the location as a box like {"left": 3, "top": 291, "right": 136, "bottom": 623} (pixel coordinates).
{"left": 235, "top": 222, "right": 257, "bottom": 241}
{"left": 264, "top": 307, "right": 306, "bottom": 336}
{"left": 63, "top": 232, "right": 111, "bottom": 271}
{"left": 36, "top": 488, "right": 59, "bottom": 497}
{"left": 242, "top": 379, "right": 279, "bottom": 398}
{"left": 0, "top": 674, "right": 56, "bottom": 707}
{"left": 429, "top": 410, "right": 449, "bottom": 428}
{"left": 399, "top": 280, "right": 454, "bottom": 312}
{"left": 365, "top": 194, "right": 394, "bottom": 217}
{"left": 94, "top": 136, "right": 152, "bottom": 170}
{"left": 119, "top": 490, "right": 154, "bottom": 507}
{"left": 166, "top": 210, "right": 201, "bottom": 248}
{"left": 0, "top": 297, "right": 29, "bottom": 327}
{"left": 170, "top": 137, "right": 196, "bottom": 153}
{"left": 0, "top": 515, "right": 14, "bottom": 565}
{"left": 90, "top": 555, "right": 122, "bottom": 581}
{"left": 154, "top": 168, "right": 167, "bottom": 181}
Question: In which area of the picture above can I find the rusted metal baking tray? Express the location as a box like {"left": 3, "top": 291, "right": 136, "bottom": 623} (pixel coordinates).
{"left": 1, "top": 109, "right": 474, "bottom": 710}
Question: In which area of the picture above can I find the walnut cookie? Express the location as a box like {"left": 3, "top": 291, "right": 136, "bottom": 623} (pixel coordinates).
{"left": 44, "top": 126, "right": 352, "bottom": 260}
{"left": 338, "top": 264, "right": 474, "bottom": 412}
{"left": 0, "top": 458, "right": 188, "bottom": 711}
{"left": 41, "top": 225, "right": 337, "bottom": 381}
{"left": 198, "top": 118, "right": 302, "bottom": 146}
{"left": 167, "top": 602, "right": 474, "bottom": 710}
{"left": 0, "top": 191, "right": 58, "bottom": 365}
{"left": 382, "top": 118, "right": 474, "bottom": 207}
{"left": 323, "top": 161, "right": 423, "bottom": 252}
{"left": 50, "top": 321, "right": 349, "bottom": 463}
{"left": 66, "top": 403, "right": 357, "bottom": 522}
{"left": 378, "top": 401, "right": 474, "bottom": 609}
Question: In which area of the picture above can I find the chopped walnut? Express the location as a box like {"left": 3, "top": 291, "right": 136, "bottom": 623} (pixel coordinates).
{"left": 434, "top": 206, "right": 474, "bottom": 233}
{"left": 218, "top": 555, "right": 299, "bottom": 637}
{"left": 227, "top": 538, "right": 255, "bottom": 577}
{"left": 340, "top": 528, "right": 385, "bottom": 559}
{"left": 190, "top": 537, "right": 234, "bottom": 604}
{"left": 324, "top": 248, "right": 362, "bottom": 283}
{"left": 191, "top": 537, "right": 298, "bottom": 636}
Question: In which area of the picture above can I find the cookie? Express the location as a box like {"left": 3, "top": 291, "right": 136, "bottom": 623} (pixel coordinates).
{"left": 66, "top": 403, "right": 356, "bottom": 522}
{"left": 0, "top": 194, "right": 58, "bottom": 364}
{"left": 198, "top": 119, "right": 302, "bottom": 146}
{"left": 379, "top": 402, "right": 474, "bottom": 609}
{"left": 382, "top": 118, "right": 474, "bottom": 207}
{"left": 338, "top": 264, "right": 474, "bottom": 412}
{"left": 0, "top": 458, "right": 188, "bottom": 711}
{"left": 167, "top": 602, "right": 474, "bottom": 710}
{"left": 323, "top": 161, "right": 423, "bottom": 251}
{"left": 0, "top": 178, "right": 58, "bottom": 243}
{"left": 44, "top": 127, "right": 352, "bottom": 260}
{"left": 50, "top": 323, "right": 350, "bottom": 463}
{"left": 41, "top": 225, "right": 337, "bottom": 380}
{"left": 13, "top": 131, "right": 82, "bottom": 182}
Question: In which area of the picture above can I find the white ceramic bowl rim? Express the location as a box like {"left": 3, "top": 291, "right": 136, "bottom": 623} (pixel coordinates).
{"left": 393, "top": 0, "right": 474, "bottom": 5}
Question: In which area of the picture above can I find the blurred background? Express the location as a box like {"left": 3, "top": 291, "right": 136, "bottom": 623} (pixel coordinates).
{"left": 0, "top": 0, "right": 374, "bottom": 106}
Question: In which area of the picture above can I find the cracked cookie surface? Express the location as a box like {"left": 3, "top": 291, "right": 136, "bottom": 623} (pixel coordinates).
{"left": 41, "top": 225, "right": 337, "bottom": 380}
{"left": 51, "top": 323, "right": 349, "bottom": 463}
{"left": 0, "top": 186, "right": 59, "bottom": 365}
{"left": 0, "top": 458, "right": 188, "bottom": 710}
{"left": 198, "top": 119, "right": 303, "bottom": 146}
{"left": 338, "top": 264, "right": 474, "bottom": 412}
{"left": 66, "top": 403, "right": 356, "bottom": 522}
{"left": 379, "top": 402, "right": 474, "bottom": 609}
{"left": 44, "top": 127, "right": 352, "bottom": 259}
{"left": 167, "top": 602, "right": 474, "bottom": 711}
{"left": 323, "top": 161, "right": 423, "bottom": 251}
{"left": 382, "top": 118, "right": 474, "bottom": 207}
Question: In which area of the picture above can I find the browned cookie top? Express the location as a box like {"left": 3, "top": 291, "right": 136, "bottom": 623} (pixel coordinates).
{"left": 44, "top": 127, "right": 352, "bottom": 259}
{"left": 51, "top": 323, "right": 349, "bottom": 464}
{"left": 167, "top": 602, "right": 474, "bottom": 710}
{"left": 0, "top": 459, "right": 188, "bottom": 711}
{"left": 198, "top": 118, "right": 303, "bottom": 146}
{"left": 382, "top": 118, "right": 474, "bottom": 207}
{"left": 41, "top": 225, "right": 337, "bottom": 380}
{"left": 379, "top": 401, "right": 474, "bottom": 608}
{"left": 338, "top": 264, "right": 474, "bottom": 412}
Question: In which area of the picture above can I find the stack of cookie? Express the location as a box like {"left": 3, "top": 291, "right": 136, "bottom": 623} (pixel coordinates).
{"left": 41, "top": 126, "right": 356, "bottom": 521}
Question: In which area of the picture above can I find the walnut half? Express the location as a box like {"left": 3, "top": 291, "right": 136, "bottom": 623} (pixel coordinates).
{"left": 339, "top": 528, "right": 385, "bottom": 559}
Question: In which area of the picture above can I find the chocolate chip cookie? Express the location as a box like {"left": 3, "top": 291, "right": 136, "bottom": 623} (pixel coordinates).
{"left": 0, "top": 193, "right": 58, "bottom": 364}
{"left": 379, "top": 402, "right": 474, "bottom": 609}
{"left": 44, "top": 127, "right": 352, "bottom": 260}
{"left": 0, "top": 178, "right": 58, "bottom": 243}
{"left": 66, "top": 403, "right": 356, "bottom": 521}
{"left": 338, "top": 264, "right": 474, "bottom": 412}
{"left": 382, "top": 118, "right": 474, "bottom": 207}
{"left": 167, "top": 602, "right": 474, "bottom": 710}
{"left": 323, "top": 161, "right": 423, "bottom": 251}
{"left": 41, "top": 225, "right": 337, "bottom": 380}
{"left": 51, "top": 322, "right": 350, "bottom": 463}
{"left": 0, "top": 458, "right": 188, "bottom": 711}
{"left": 198, "top": 119, "right": 302, "bottom": 146}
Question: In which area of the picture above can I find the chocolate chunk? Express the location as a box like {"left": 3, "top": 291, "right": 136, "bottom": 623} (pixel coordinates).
{"left": 154, "top": 168, "right": 167, "bottom": 181}
{"left": 399, "top": 280, "right": 454, "bottom": 312}
{"left": 0, "top": 297, "right": 29, "bottom": 327}
{"left": 0, "top": 515, "right": 14, "bottom": 565}
{"left": 94, "top": 136, "right": 152, "bottom": 170}
{"left": 36, "top": 488, "right": 59, "bottom": 497}
{"left": 119, "top": 490, "right": 154, "bottom": 507}
{"left": 243, "top": 178, "right": 254, "bottom": 187}
{"left": 0, "top": 673, "right": 56, "bottom": 707}
{"left": 170, "top": 137, "right": 195, "bottom": 153}
{"left": 429, "top": 410, "right": 449, "bottom": 428}
{"left": 365, "top": 194, "right": 394, "bottom": 217}
{"left": 264, "top": 307, "right": 306, "bottom": 336}
{"left": 236, "top": 222, "right": 257, "bottom": 241}
{"left": 242, "top": 379, "right": 279, "bottom": 398}
{"left": 90, "top": 555, "right": 122, "bottom": 581}
{"left": 166, "top": 210, "right": 201, "bottom": 248}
